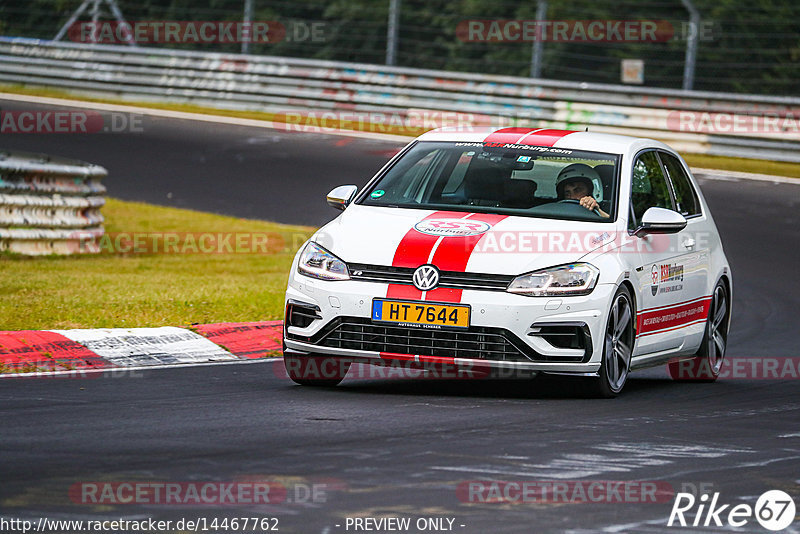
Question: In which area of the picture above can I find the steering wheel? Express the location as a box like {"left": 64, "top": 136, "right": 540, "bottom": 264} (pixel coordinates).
{"left": 558, "top": 198, "right": 602, "bottom": 216}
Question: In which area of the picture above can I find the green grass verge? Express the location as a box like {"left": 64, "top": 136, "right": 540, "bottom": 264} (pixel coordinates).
{"left": 0, "top": 198, "right": 314, "bottom": 330}
{"left": 4, "top": 83, "right": 800, "bottom": 179}
{"left": 682, "top": 153, "right": 800, "bottom": 179}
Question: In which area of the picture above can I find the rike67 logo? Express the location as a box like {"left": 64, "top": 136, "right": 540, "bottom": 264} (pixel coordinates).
{"left": 668, "top": 490, "right": 796, "bottom": 531}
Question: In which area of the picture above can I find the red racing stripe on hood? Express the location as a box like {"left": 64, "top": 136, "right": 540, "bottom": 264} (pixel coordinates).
{"left": 381, "top": 212, "right": 508, "bottom": 360}
{"left": 386, "top": 211, "right": 469, "bottom": 300}
{"left": 425, "top": 213, "right": 508, "bottom": 303}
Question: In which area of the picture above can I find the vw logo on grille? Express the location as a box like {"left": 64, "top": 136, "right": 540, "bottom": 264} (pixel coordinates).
{"left": 412, "top": 264, "right": 440, "bottom": 291}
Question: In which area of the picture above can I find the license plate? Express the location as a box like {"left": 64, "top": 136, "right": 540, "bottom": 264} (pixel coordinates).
{"left": 371, "top": 299, "right": 470, "bottom": 329}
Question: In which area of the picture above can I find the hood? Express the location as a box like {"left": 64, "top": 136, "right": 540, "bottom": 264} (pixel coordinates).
{"left": 313, "top": 205, "right": 620, "bottom": 276}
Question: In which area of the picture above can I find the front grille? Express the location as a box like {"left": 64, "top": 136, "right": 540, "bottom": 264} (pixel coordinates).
{"left": 348, "top": 263, "right": 513, "bottom": 291}
{"left": 287, "top": 317, "right": 538, "bottom": 363}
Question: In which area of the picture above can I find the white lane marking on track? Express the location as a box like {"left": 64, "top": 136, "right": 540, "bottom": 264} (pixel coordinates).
{"left": 593, "top": 442, "right": 751, "bottom": 457}
{"left": 431, "top": 442, "right": 753, "bottom": 479}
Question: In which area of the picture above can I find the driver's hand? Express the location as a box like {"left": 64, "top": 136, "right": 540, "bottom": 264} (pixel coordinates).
{"left": 579, "top": 196, "right": 599, "bottom": 211}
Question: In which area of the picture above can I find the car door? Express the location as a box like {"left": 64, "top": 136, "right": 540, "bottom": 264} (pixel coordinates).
{"left": 658, "top": 150, "right": 712, "bottom": 353}
{"left": 629, "top": 150, "right": 705, "bottom": 356}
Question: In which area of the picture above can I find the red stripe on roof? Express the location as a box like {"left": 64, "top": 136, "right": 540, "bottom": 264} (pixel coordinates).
{"left": 483, "top": 127, "right": 543, "bottom": 145}
{"left": 517, "top": 129, "right": 578, "bottom": 147}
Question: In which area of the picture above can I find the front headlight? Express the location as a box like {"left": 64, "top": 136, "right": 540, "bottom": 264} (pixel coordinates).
{"left": 297, "top": 242, "right": 350, "bottom": 281}
{"left": 507, "top": 263, "right": 599, "bottom": 297}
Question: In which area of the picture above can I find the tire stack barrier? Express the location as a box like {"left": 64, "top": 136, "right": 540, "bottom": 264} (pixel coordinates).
{"left": 0, "top": 150, "right": 106, "bottom": 255}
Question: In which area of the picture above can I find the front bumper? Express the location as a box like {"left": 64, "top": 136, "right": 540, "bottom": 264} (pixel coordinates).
{"left": 284, "top": 273, "right": 618, "bottom": 375}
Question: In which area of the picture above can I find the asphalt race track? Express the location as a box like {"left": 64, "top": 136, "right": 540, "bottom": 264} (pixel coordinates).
{"left": 0, "top": 99, "right": 398, "bottom": 226}
{"left": 2, "top": 99, "right": 800, "bottom": 533}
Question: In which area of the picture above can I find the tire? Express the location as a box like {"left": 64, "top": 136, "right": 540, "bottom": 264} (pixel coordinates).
{"left": 284, "top": 354, "right": 351, "bottom": 387}
{"left": 593, "top": 285, "right": 635, "bottom": 398}
{"left": 668, "top": 280, "right": 729, "bottom": 382}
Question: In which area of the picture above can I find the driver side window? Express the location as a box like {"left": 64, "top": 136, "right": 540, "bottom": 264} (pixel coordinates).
{"left": 630, "top": 151, "right": 674, "bottom": 228}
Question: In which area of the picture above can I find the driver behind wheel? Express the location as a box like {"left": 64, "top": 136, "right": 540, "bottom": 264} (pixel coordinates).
{"left": 555, "top": 164, "right": 610, "bottom": 218}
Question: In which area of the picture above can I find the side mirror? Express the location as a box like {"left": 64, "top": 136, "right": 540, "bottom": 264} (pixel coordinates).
{"left": 326, "top": 185, "right": 358, "bottom": 211}
{"left": 634, "top": 207, "right": 687, "bottom": 237}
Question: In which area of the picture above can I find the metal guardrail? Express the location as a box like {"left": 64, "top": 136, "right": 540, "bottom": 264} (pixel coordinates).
{"left": 1, "top": 36, "right": 799, "bottom": 162}
{"left": 0, "top": 149, "right": 106, "bottom": 255}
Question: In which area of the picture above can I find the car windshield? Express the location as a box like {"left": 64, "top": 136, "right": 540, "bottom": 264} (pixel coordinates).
{"left": 359, "top": 141, "right": 620, "bottom": 222}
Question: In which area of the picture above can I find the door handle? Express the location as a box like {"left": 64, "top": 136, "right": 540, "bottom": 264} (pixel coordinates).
{"left": 682, "top": 238, "right": 696, "bottom": 250}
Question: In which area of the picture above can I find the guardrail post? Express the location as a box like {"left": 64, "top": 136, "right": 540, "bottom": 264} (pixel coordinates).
{"left": 242, "top": 0, "right": 254, "bottom": 54}
{"left": 680, "top": 0, "right": 700, "bottom": 91}
{"left": 386, "top": 0, "right": 400, "bottom": 66}
{"left": 530, "top": 0, "right": 548, "bottom": 78}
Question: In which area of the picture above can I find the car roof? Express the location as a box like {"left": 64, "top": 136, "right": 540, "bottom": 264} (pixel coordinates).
{"left": 416, "top": 127, "right": 674, "bottom": 156}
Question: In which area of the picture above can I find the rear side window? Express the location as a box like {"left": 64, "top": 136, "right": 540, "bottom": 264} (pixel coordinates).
{"left": 660, "top": 152, "right": 701, "bottom": 217}
{"left": 631, "top": 151, "right": 673, "bottom": 223}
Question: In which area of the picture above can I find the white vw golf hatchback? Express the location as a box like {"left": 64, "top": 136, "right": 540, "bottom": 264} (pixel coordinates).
{"left": 283, "top": 127, "right": 732, "bottom": 396}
